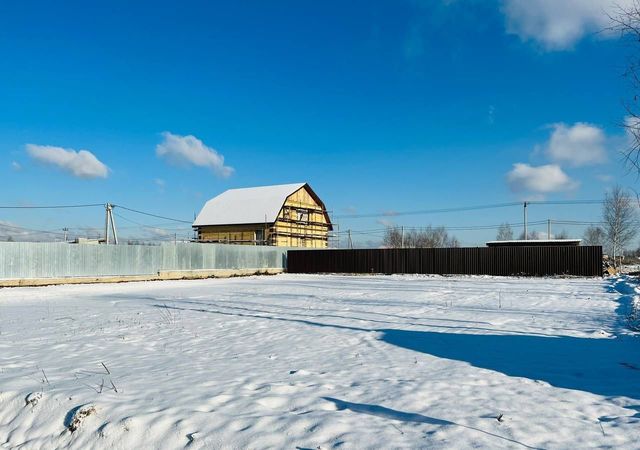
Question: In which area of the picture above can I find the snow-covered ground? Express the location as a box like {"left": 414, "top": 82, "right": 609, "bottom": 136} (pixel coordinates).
{"left": 1, "top": 274, "right": 639, "bottom": 449}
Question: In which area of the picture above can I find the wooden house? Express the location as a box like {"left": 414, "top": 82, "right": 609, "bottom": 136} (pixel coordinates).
{"left": 193, "top": 183, "right": 332, "bottom": 247}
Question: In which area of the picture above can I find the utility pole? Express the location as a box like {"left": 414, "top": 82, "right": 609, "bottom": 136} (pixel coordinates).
{"left": 105, "top": 203, "right": 110, "bottom": 245}
{"left": 265, "top": 214, "right": 269, "bottom": 246}
{"left": 547, "top": 219, "right": 551, "bottom": 239}
{"left": 347, "top": 229, "right": 353, "bottom": 249}
{"left": 523, "top": 202, "right": 528, "bottom": 240}
{"left": 110, "top": 206, "right": 118, "bottom": 245}
{"left": 104, "top": 203, "right": 118, "bottom": 245}
{"left": 401, "top": 226, "right": 405, "bottom": 248}
{"left": 62, "top": 227, "right": 69, "bottom": 242}
{"left": 331, "top": 222, "right": 339, "bottom": 249}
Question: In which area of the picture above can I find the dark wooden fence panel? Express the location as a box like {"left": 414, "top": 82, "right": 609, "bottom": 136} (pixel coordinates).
{"left": 287, "top": 246, "right": 602, "bottom": 277}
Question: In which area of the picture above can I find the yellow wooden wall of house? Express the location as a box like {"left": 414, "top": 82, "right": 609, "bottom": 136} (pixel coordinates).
{"left": 197, "top": 224, "right": 263, "bottom": 244}
{"left": 195, "top": 186, "right": 331, "bottom": 247}
{"left": 270, "top": 186, "right": 330, "bottom": 248}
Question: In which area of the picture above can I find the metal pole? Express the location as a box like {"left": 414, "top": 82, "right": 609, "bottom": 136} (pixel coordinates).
{"left": 104, "top": 203, "right": 110, "bottom": 245}
{"left": 110, "top": 205, "right": 118, "bottom": 245}
{"left": 547, "top": 219, "right": 551, "bottom": 239}
{"left": 523, "top": 202, "right": 528, "bottom": 240}
{"left": 401, "top": 226, "right": 405, "bottom": 248}
{"left": 193, "top": 212, "right": 197, "bottom": 241}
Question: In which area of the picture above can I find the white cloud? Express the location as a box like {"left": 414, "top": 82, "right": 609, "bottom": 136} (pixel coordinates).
{"left": 596, "top": 174, "right": 613, "bottom": 182}
{"left": 624, "top": 115, "right": 640, "bottom": 142}
{"left": 26, "top": 144, "right": 109, "bottom": 179}
{"left": 624, "top": 115, "right": 640, "bottom": 128}
{"left": 488, "top": 105, "right": 496, "bottom": 125}
{"left": 0, "top": 220, "right": 59, "bottom": 242}
{"left": 156, "top": 132, "right": 233, "bottom": 178}
{"left": 545, "top": 122, "right": 607, "bottom": 167}
{"left": 507, "top": 163, "right": 578, "bottom": 193}
{"left": 143, "top": 226, "right": 173, "bottom": 238}
{"left": 154, "top": 178, "right": 166, "bottom": 192}
{"left": 11, "top": 161, "right": 21, "bottom": 171}
{"left": 376, "top": 218, "right": 395, "bottom": 227}
{"left": 501, "top": 0, "right": 633, "bottom": 50}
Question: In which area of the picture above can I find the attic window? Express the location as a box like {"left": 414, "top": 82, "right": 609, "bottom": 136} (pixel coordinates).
{"left": 297, "top": 209, "right": 308, "bottom": 222}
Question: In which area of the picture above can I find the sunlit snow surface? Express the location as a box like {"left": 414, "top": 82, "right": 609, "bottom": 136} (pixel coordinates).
{"left": 1, "top": 274, "right": 639, "bottom": 449}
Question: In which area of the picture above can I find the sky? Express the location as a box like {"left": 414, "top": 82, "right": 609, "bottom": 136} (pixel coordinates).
{"left": 0, "top": 0, "right": 638, "bottom": 246}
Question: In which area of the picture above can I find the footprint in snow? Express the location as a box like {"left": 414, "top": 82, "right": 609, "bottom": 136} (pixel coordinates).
{"left": 64, "top": 404, "right": 97, "bottom": 433}
{"left": 25, "top": 392, "right": 42, "bottom": 408}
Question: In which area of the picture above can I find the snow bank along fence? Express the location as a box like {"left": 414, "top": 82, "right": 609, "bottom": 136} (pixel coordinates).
{"left": 0, "top": 242, "right": 287, "bottom": 283}
{"left": 287, "top": 246, "right": 603, "bottom": 277}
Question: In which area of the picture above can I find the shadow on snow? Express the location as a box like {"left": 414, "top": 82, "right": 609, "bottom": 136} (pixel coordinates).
{"left": 148, "top": 276, "right": 640, "bottom": 400}
{"left": 379, "top": 328, "right": 640, "bottom": 399}
{"left": 322, "top": 397, "right": 543, "bottom": 449}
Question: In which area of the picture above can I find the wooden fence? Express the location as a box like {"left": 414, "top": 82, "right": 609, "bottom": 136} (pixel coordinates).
{"left": 287, "top": 246, "right": 603, "bottom": 277}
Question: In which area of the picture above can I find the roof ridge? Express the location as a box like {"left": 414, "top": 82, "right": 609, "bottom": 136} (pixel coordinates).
{"left": 224, "top": 182, "right": 305, "bottom": 192}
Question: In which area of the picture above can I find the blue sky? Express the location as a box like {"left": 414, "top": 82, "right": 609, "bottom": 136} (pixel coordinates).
{"left": 0, "top": 0, "right": 636, "bottom": 245}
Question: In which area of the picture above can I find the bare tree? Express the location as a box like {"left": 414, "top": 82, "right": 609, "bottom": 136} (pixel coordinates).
{"left": 583, "top": 226, "right": 606, "bottom": 246}
{"left": 610, "top": 3, "right": 640, "bottom": 171}
{"left": 603, "top": 185, "right": 637, "bottom": 267}
{"left": 555, "top": 229, "right": 570, "bottom": 239}
{"left": 496, "top": 223, "right": 514, "bottom": 241}
{"left": 382, "top": 226, "right": 459, "bottom": 248}
{"left": 448, "top": 236, "right": 461, "bottom": 248}
{"left": 382, "top": 227, "right": 402, "bottom": 248}
{"left": 518, "top": 230, "right": 540, "bottom": 240}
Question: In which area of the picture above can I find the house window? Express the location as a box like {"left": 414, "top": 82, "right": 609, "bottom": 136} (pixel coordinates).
{"left": 255, "top": 229, "right": 264, "bottom": 244}
{"left": 297, "top": 209, "right": 308, "bottom": 222}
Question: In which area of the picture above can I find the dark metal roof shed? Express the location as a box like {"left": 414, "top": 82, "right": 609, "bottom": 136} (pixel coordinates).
{"left": 485, "top": 239, "right": 581, "bottom": 247}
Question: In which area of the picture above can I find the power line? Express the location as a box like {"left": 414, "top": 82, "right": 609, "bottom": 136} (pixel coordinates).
{"left": 335, "top": 202, "right": 522, "bottom": 219}
{"left": 112, "top": 212, "right": 146, "bottom": 227}
{"left": 0, "top": 203, "right": 104, "bottom": 209}
{"left": 332, "top": 218, "right": 630, "bottom": 236}
{"left": 113, "top": 212, "right": 190, "bottom": 230}
{"left": 113, "top": 212, "right": 192, "bottom": 234}
{"left": 527, "top": 200, "right": 604, "bottom": 205}
{"left": 0, "top": 222, "right": 67, "bottom": 236}
{"left": 333, "top": 221, "right": 546, "bottom": 234}
{"left": 112, "top": 205, "right": 193, "bottom": 224}
{"left": 63, "top": 221, "right": 189, "bottom": 231}
{"left": 335, "top": 199, "right": 605, "bottom": 220}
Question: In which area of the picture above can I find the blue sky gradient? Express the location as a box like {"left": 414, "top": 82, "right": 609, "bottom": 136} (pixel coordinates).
{"left": 0, "top": 1, "right": 635, "bottom": 245}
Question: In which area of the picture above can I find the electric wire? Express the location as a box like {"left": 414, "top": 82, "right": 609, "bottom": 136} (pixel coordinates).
{"left": 111, "top": 205, "right": 193, "bottom": 224}
{"left": 335, "top": 199, "right": 606, "bottom": 220}
{"left": 0, "top": 203, "right": 103, "bottom": 209}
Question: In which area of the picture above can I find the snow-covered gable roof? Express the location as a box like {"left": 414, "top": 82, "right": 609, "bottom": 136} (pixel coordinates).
{"left": 193, "top": 183, "right": 307, "bottom": 227}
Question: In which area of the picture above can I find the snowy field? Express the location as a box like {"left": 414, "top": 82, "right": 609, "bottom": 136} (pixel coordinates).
{"left": 1, "top": 274, "right": 639, "bottom": 449}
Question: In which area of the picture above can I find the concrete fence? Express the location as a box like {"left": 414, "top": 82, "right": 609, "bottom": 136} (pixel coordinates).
{"left": 0, "top": 242, "right": 288, "bottom": 280}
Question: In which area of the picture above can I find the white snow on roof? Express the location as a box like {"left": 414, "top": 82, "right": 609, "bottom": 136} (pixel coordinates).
{"left": 485, "top": 239, "right": 582, "bottom": 244}
{"left": 193, "top": 183, "right": 306, "bottom": 226}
